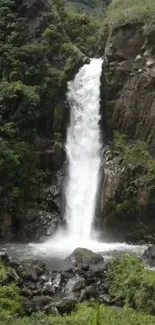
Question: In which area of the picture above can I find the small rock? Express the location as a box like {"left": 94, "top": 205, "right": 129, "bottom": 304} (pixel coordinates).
{"left": 42, "top": 283, "right": 55, "bottom": 296}
{"left": 9, "top": 260, "right": 20, "bottom": 268}
{"left": 9, "top": 268, "right": 20, "bottom": 282}
{"left": 53, "top": 273, "right": 65, "bottom": 288}
{"left": 79, "top": 285, "right": 97, "bottom": 302}
{"left": 66, "top": 276, "right": 85, "bottom": 292}
{"left": 0, "top": 253, "right": 9, "bottom": 265}
{"left": 34, "top": 296, "right": 51, "bottom": 310}
{"left": 40, "top": 275, "right": 48, "bottom": 282}
{"left": 81, "top": 264, "right": 89, "bottom": 271}
{"left": 21, "top": 287, "right": 33, "bottom": 298}
{"left": 56, "top": 297, "right": 77, "bottom": 315}
{"left": 99, "top": 294, "right": 111, "bottom": 304}
{"left": 23, "top": 266, "right": 38, "bottom": 282}
{"left": 23, "top": 297, "right": 36, "bottom": 314}
{"left": 44, "top": 303, "right": 58, "bottom": 314}
{"left": 34, "top": 265, "right": 44, "bottom": 276}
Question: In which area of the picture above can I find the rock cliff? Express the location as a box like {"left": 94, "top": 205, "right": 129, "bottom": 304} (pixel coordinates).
{"left": 101, "top": 22, "right": 155, "bottom": 243}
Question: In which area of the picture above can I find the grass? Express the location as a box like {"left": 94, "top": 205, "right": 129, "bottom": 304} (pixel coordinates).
{"left": 1, "top": 303, "right": 155, "bottom": 325}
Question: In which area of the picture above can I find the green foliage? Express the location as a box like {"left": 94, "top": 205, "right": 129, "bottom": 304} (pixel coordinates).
{"left": 106, "top": 0, "right": 155, "bottom": 29}
{"left": 64, "top": 11, "right": 100, "bottom": 55}
{"left": 0, "top": 262, "right": 7, "bottom": 283}
{"left": 0, "top": 137, "right": 38, "bottom": 213}
{"left": 2, "top": 303, "right": 155, "bottom": 325}
{"left": 0, "top": 81, "right": 39, "bottom": 140}
{"left": 108, "top": 255, "right": 155, "bottom": 314}
{"left": 116, "top": 199, "right": 134, "bottom": 213}
{"left": 0, "top": 284, "right": 22, "bottom": 315}
{"left": 66, "top": 0, "right": 110, "bottom": 18}
{"left": 113, "top": 132, "right": 155, "bottom": 178}
{"left": 0, "top": 0, "right": 109, "bottom": 221}
{"left": 0, "top": 262, "right": 23, "bottom": 318}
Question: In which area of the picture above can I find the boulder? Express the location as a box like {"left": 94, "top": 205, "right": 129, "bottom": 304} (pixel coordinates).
{"left": 66, "top": 276, "right": 85, "bottom": 292}
{"left": 79, "top": 285, "right": 97, "bottom": 302}
{"left": 33, "top": 295, "right": 51, "bottom": 310}
{"left": 22, "top": 265, "right": 38, "bottom": 282}
{"left": 99, "top": 294, "right": 111, "bottom": 304}
{"left": 23, "top": 297, "right": 36, "bottom": 314}
{"left": 56, "top": 297, "right": 77, "bottom": 315}
{"left": 67, "top": 248, "right": 103, "bottom": 265}
{"left": 143, "top": 245, "right": 155, "bottom": 266}
{"left": 53, "top": 273, "right": 65, "bottom": 288}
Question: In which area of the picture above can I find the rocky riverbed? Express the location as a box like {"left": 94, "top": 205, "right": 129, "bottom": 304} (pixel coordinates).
{"left": 0, "top": 245, "right": 154, "bottom": 316}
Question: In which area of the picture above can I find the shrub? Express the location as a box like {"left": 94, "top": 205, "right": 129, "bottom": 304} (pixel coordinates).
{"left": 108, "top": 255, "right": 155, "bottom": 314}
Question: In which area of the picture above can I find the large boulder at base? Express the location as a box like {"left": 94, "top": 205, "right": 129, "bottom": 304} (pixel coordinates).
{"left": 143, "top": 245, "right": 155, "bottom": 267}
{"left": 67, "top": 247, "right": 104, "bottom": 265}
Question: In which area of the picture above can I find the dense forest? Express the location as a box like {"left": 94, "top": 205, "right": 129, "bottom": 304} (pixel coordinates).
{"left": 0, "top": 0, "right": 100, "bottom": 235}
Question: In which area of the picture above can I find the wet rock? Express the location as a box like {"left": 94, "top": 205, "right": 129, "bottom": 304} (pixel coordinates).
{"left": 143, "top": 245, "right": 155, "bottom": 266}
{"left": 34, "top": 265, "right": 44, "bottom": 276}
{"left": 9, "top": 259, "right": 20, "bottom": 269}
{"left": 34, "top": 295, "right": 51, "bottom": 310}
{"left": 99, "top": 294, "right": 111, "bottom": 304}
{"left": 9, "top": 268, "right": 20, "bottom": 282}
{"left": 67, "top": 248, "right": 104, "bottom": 265}
{"left": 0, "top": 253, "right": 10, "bottom": 265}
{"left": 21, "top": 287, "right": 33, "bottom": 298}
{"left": 23, "top": 265, "right": 38, "bottom": 282}
{"left": 44, "top": 303, "right": 58, "bottom": 314}
{"left": 53, "top": 273, "right": 65, "bottom": 288}
{"left": 40, "top": 274, "right": 48, "bottom": 282}
{"left": 56, "top": 297, "right": 77, "bottom": 315}
{"left": 66, "top": 276, "right": 85, "bottom": 292}
{"left": 23, "top": 297, "right": 36, "bottom": 314}
{"left": 79, "top": 285, "right": 97, "bottom": 302}
{"left": 26, "top": 282, "right": 37, "bottom": 290}
{"left": 42, "top": 283, "right": 55, "bottom": 296}
{"left": 81, "top": 264, "right": 89, "bottom": 271}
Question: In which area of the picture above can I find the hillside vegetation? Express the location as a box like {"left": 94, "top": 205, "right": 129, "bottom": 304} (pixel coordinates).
{"left": 0, "top": 0, "right": 100, "bottom": 228}
{"left": 106, "top": 0, "right": 155, "bottom": 28}
{"left": 66, "top": 0, "right": 110, "bottom": 17}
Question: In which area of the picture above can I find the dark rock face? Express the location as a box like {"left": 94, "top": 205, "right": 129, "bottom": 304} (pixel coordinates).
{"left": 103, "top": 23, "right": 155, "bottom": 147}
{"left": 100, "top": 23, "right": 155, "bottom": 243}
{"left": 18, "top": 139, "right": 65, "bottom": 241}
{"left": 143, "top": 245, "right": 155, "bottom": 267}
{"left": 67, "top": 248, "right": 104, "bottom": 265}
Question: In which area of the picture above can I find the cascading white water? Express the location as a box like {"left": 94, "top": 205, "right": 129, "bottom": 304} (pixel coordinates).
{"left": 29, "top": 58, "right": 145, "bottom": 257}
{"left": 65, "top": 58, "right": 103, "bottom": 240}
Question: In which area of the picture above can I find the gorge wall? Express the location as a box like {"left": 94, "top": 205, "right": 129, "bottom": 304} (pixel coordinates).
{"left": 101, "top": 22, "right": 155, "bottom": 243}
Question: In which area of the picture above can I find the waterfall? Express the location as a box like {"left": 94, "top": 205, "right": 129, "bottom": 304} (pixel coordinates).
{"left": 65, "top": 58, "right": 103, "bottom": 241}
{"left": 31, "top": 58, "right": 107, "bottom": 256}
